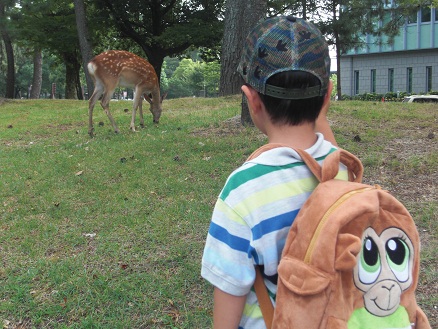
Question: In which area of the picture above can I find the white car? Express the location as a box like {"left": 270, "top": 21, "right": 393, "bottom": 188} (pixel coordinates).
{"left": 402, "top": 95, "right": 438, "bottom": 103}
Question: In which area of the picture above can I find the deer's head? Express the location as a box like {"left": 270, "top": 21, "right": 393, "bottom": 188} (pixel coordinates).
{"left": 145, "top": 92, "right": 167, "bottom": 124}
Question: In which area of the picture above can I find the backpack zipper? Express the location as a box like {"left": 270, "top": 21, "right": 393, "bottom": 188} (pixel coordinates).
{"left": 304, "top": 186, "right": 375, "bottom": 264}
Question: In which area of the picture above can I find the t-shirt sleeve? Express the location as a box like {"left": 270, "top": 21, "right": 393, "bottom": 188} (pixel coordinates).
{"left": 201, "top": 197, "right": 256, "bottom": 297}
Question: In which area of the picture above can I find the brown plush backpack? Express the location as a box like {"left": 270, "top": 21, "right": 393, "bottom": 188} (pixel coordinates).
{"left": 251, "top": 145, "right": 431, "bottom": 329}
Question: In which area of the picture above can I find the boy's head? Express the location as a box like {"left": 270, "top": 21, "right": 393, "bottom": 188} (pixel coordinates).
{"left": 238, "top": 16, "right": 331, "bottom": 125}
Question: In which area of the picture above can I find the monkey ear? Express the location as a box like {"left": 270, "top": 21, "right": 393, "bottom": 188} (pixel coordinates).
{"left": 335, "top": 233, "right": 361, "bottom": 271}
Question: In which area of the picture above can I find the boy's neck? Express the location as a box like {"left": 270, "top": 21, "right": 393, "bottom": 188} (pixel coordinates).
{"left": 266, "top": 122, "right": 318, "bottom": 150}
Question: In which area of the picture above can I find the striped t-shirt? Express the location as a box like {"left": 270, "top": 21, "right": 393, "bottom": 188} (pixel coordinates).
{"left": 201, "top": 133, "right": 348, "bottom": 329}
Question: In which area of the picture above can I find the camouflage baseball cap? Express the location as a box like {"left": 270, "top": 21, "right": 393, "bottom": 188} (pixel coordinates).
{"left": 237, "top": 16, "right": 330, "bottom": 99}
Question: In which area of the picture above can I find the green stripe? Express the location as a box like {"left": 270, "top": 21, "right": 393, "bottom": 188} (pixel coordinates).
{"left": 220, "top": 150, "right": 336, "bottom": 201}
{"left": 243, "top": 302, "right": 263, "bottom": 319}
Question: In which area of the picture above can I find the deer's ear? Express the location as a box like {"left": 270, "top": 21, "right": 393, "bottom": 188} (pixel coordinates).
{"left": 144, "top": 94, "right": 152, "bottom": 104}
{"left": 161, "top": 92, "right": 168, "bottom": 101}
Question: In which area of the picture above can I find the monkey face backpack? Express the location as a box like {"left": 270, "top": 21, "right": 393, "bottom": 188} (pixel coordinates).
{"left": 252, "top": 147, "right": 431, "bottom": 329}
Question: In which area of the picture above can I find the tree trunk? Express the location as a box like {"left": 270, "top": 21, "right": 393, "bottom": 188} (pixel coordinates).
{"left": 0, "top": 2, "right": 14, "bottom": 99}
{"left": 63, "top": 52, "right": 82, "bottom": 99}
{"left": 140, "top": 44, "right": 166, "bottom": 90}
{"left": 240, "top": 93, "right": 253, "bottom": 126}
{"left": 336, "top": 44, "right": 342, "bottom": 100}
{"left": 74, "top": 0, "right": 94, "bottom": 99}
{"left": 220, "top": 0, "right": 266, "bottom": 125}
{"left": 30, "top": 49, "right": 43, "bottom": 99}
{"left": 219, "top": 0, "right": 245, "bottom": 96}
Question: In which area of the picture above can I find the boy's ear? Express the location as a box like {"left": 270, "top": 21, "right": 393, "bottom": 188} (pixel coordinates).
{"left": 241, "top": 84, "right": 263, "bottom": 115}
{"left": 324, "top": 80, "right": 333, "bottom": 103}
{"left": 318, "top": 80, "right": 333, "bottom": 117}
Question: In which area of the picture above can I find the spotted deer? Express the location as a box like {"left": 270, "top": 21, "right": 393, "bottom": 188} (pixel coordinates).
{"left": 87, "top": 50, "right": 166, "bottom": 137}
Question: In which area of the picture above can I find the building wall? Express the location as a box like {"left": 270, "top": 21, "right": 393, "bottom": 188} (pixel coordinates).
{"left": 340, "top": 49, "right": 438, "bottom": 96}
{"left": 340, "top": 7, "right": 438, "bottom": 97}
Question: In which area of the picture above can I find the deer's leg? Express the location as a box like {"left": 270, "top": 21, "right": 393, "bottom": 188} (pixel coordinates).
{"left": 130, "top": 89, "right": 142, "bottom": 131}
{"left": 139, "top": 98, "right": 145, "bottom": 128}
{"left": 88, "top": 86, "right": 104, "bottom": 137}
{"left": 101, "top": 91, "right": 120, "bottom": 134}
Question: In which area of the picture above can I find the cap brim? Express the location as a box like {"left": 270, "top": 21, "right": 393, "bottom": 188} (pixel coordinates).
{"left": 265, "top": 84, "right": 327, "bottom": 99}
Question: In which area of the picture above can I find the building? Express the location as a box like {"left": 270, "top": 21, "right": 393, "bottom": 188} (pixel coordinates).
{"left": 340, "top": 5, "right": 438, "bottom": 97}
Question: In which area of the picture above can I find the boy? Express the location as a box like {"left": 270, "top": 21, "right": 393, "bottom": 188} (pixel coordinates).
{"left": 201, "top": 16, "right": 346, "bottom": 328}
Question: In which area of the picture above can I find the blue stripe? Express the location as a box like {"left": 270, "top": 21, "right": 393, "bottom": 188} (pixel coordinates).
{"left": 249, "top": 246, "right": 259, "bottom": 264}
{"left": 252, "top": 209, "right": 299, "bottom": 240}
{"left": 209, "top": 222, "right": 250, "bottom": 253}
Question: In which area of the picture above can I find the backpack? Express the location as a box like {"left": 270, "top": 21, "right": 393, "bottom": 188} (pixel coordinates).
{"left": 250, "top": 145, "right": 431, "bottom": 329}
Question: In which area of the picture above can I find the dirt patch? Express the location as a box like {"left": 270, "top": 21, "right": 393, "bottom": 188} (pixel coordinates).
{"left": 193, "top": 115, "right": 248, "bottom": 137}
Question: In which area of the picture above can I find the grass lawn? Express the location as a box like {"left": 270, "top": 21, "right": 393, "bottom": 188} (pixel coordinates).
{"left": 0, "top": 96, "right": 436, "bottom": 328}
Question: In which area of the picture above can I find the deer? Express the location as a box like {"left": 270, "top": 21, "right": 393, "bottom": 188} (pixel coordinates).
{"left": 87, "top": 50, "right": 166, "bottom": 137}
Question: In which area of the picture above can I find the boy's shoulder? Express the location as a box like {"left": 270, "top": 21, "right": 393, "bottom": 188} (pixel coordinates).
{"left": 219, "top": 135, "right": 338, "bottom": 201}
{"left": 245, "top": 134, "right": 336, "bottom": 166}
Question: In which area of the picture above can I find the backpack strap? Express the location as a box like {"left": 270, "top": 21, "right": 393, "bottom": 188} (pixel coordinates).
{"left": 247, "top": 144, "right": 363, "bottom": 183}
{"left": 254, "top": 266, "right": 274, "bottom": 329}
{"left": 295, "top": 148, "right": 363, "bottom": 183}
{"left": 251, "top": 144, "right": 363, "bottom": 328}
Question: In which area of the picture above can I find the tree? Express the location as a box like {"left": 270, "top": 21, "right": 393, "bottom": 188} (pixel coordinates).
{"left": 219, "top": 0, "right": 267, "bottom": 96}
{"left": 165, "top": 57, "right": 220, "bottom": 98}
{"left": 30, "top": 49, "right": 42, "bottom": 98}
{"left": 0, "top": 0, "right": 15, "bottom": 98}
{"left": 219, "top": 0, "right": 267, "bottom": 125}
{"left": 203, "top": 61, "right": 221, "bottom": 96}
{"left": 168, "top": 58, "right": 198, "bottom": 98}
{"left": 266, "top": 0, "right": 318, "bottom": 18}
{"left": 96, "top": 0, "right": 224, "bottom": 87}
{"left": 397, "top": 0, "right": 438, "bottom": 7}
{"left": 74, "top": 0, "right": 94, "bottom": 98}
{"left": 13, "top": 0, "right": 84, "bottom": 99}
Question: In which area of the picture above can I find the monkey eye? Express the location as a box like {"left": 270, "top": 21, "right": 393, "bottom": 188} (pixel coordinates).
{"left": 386, "top": 238, "right": 410, "bottom": 282}
{"left": 358, "top": 237, "right": 381, "bottom": 284}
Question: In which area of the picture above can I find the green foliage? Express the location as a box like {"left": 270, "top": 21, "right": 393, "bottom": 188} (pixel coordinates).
{"left": 166, "top": 58, "right": 220, "bottom": 98}
{"left": 94, "top": 0, "right": 224, "bottom": 77}
{"left": 1, "top": 47, "right": 220, "bottom": 99}
{"left": 342, "top": 91, "right": 438, "bottom": 102}
{"left": 1, "top": 0, "right": 225, "bottom": 98}
{"left": 11, "top": 0, "right": 79, "bottom": 55}
{"left": 330, "top": 74, "right": 337, "bottom": 98}
{"left": 13, "top": 51, "right": 66, "bottom": 98}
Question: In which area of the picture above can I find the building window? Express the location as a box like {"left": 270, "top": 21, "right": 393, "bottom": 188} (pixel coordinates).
{"left": 407, "top": 11, "right": 417, "bottom": 24}
{"left": 371, "top": 69, "right": 376, "bottom": 93}
{"left": 421, "top": 7, "right": 431, "bottom": 22}
{"left": 388, "top": 68, "right": 394, "bottom": 92}
{"left": 383, "top": 0, "right": 393, "bottom": 8}
{"left": 354, "top": 71, "right": 360, "bottom": 95}
{"left": 426, "top": 66, "right": 432, "bottom": 92}
{"left": 383, "top": 11, "right": 392, "bottom": 26}
{"left": 407, "top": 67, "right": 413, "bottom": 93}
